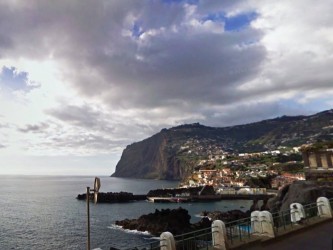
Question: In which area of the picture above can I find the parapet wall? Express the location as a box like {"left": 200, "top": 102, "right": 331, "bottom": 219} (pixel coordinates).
{"left": 302, "top": 150, "right": 333, "bottom": 181}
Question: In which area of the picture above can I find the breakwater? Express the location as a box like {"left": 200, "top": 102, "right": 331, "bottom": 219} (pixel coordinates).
{"left": 76, "top": 185, "right": 216, "bottom": 203}
{"left": 76, "top": 192, "right": 146, "bottom": 203}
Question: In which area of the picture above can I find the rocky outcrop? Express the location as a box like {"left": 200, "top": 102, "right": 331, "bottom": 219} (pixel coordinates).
{"left": 267, "top": 181, "right": 333, "bottom": 213}
{"left": 115, "top": 207, "right": 193, "bottom": 236}
{"left": 147, "top": 185, "right": 215, "bottom": 197}
{"left": 76, "top": 192, "right": 146, "bottom": 203}
{"left": 200, "top": 210, "right": 249, "bottom": 222}
{"left": 115, "top": 207, "right": 249, "bottom": 236}
{"left": 112, "top": 110, "right": 333, "bottom": 180}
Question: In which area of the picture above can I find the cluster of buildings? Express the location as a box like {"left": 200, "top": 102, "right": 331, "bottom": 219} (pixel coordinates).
{"left": 184, "top": 167, "right": 305, "bottom": 191}
{"left": 180, "top": 141, "right": 333, "bottom": 191}
{"left": 182, "top": 153, "right": 307, "bottom": 191}
{"left": 184, "top": 168, "right": 269, "bottom": 194}
{"left": 271, "top": 173, "right": 305, "bottom": 189}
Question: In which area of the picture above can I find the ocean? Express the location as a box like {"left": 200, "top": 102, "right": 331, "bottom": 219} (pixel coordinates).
{"left": 0, "top": 175, "right": 252, "bottom": 250}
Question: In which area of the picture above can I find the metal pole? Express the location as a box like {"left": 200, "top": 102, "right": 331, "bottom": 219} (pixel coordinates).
{"left": 87, "top": 187, "right": 91, "bottom": 250}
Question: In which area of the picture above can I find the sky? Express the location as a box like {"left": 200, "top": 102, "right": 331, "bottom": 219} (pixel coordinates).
{"left": 0, "top": 0, "right": 333, "bottom": 175}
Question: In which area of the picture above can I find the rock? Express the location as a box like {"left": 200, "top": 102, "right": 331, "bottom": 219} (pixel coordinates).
{"left": 267, "top": 180, "right": 333, "bottom": 213}
{"left": 146, "top": 185, "right": 215, "bottom": 197}
{"left": 115, "top": 207, "right": 192, "bottom": 236}
{"left": 191, "top": 217, "right": 212, "bottom": 231}
{"left": 250, "top": 199, "right": 259, "bottom": 212}
{"left": 76, "top": 193, "right": 86, "bottom": 200}
{"left": 202, "top": 210, "right": 249, "bottom": 222}
{"left": 200, "top": 211, "right": 209, "bottom": 217}
{"left": 115, "top": 207, "right": 251, "bottom": 236}
{"left": 260, "top": 199, "right": 269, "bottom": 211}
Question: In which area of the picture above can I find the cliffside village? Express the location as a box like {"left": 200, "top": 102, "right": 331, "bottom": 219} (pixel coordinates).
{"left": 177, "top": 139, "right": 333, "bottom": 196}
{"left": 179, "top": 145, "right": 307, "bottom": 194}
{"left": 182, "top": 168, "right": 305, "bottom": 195}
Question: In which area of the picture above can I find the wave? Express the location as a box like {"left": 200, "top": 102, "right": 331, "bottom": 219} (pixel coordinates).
{"left": 194, "top": 214, "right": 212, "bottom": 221}
{"left": 144, "top": 236, "right": 160, "bottom": 240}
{"left": 108, "top": 224, "right": 152, "bottom": 236}
{"left": 195, "top": 214, "right": 205, "bottom": 218}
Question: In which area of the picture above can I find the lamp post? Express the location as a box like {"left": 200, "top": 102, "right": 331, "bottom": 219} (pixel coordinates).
{"left": 86, "top": 177, "right": 101, "bottom": 250}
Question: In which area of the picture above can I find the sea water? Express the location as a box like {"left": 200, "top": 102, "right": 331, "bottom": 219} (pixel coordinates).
{"left": 0, "top": 175, "right": 252, "bottom": 250}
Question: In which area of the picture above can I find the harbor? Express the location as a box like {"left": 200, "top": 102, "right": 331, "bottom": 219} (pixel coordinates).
{"left": 77, "top": 184, "right": 275, "bottom": 208}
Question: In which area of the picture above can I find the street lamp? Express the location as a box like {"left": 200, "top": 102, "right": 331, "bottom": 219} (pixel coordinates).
{"left": 86, "top": 177, "right": 101, "bottom": 250}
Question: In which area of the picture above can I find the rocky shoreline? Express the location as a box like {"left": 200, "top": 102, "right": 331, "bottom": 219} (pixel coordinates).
{"left": 114, "top": 207, "right": 250, "bottom": 236}
{"left": 267, "top": 180, "right": 333, "bottom": 212}
{"left": 77, "top": 181, "right": 333, "bottom": 236}
{"left": 113, "top": 181, "right": 333, "bottom": 236}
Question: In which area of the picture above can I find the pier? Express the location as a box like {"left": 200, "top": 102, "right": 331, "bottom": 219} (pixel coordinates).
{"left": 147, "top": 194, "right": 275, "bottom": 203}
{"left": 78, "top": 185, "right": 275, "bottom": 204}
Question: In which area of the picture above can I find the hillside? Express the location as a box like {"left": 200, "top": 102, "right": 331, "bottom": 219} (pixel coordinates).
{"left": 111, "top": 109, "right": 333, "bottom": 180}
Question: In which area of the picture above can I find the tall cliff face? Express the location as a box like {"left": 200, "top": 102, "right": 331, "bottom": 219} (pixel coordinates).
{"left": 111, "top": 110, "right": 333, "bottom": 180}
{"left": 112, "top": 124, "right": 210, "bottom": 180}
{"left": 111, "top": 131, "right": 181, "bottom": 179}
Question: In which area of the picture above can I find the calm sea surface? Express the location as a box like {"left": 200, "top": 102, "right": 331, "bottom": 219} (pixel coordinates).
{"left": 0, "top": 175, "right": 252, "bottom": 250}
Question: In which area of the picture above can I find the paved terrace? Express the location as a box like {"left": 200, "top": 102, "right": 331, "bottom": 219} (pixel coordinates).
{"left": 232, "top": 217, "right": 333, "bottom": 250}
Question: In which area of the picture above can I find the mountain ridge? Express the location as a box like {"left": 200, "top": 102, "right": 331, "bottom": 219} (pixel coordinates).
{"left": 112, "top": 109, "right": 333, "bottom": 180}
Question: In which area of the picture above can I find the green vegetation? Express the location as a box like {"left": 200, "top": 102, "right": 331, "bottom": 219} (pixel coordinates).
{"left": 245, "top": 176, "right": 276, "bottom": 189}
{"left": 276, "top": 153, "right": 302, "bottom": 163}
{"left": 270, "top": 163, "right": 304, "bottom": 174}
{"left": 241, "top": 153, "right": 302, "bottom": 166}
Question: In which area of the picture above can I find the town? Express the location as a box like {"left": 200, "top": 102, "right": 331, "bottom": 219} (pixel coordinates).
{"left": 178, "top": 143, "right": 307, "bottom": 194}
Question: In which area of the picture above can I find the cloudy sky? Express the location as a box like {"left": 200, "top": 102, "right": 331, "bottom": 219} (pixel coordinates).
{"left": 0, "top": 0, "right": 332, "bottom": 175}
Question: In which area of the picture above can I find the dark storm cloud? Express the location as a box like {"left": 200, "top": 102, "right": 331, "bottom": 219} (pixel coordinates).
{"left": 64, "top": 13, "right": 265, "bottom": 112}
{"left": 0, "top": 0, "right": 265, "bottom": 108}
{"left": 0, "top": 0, "right": 332, "bottom": 146}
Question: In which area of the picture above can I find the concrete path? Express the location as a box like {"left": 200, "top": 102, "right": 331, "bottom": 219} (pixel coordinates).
{"left": 244, "top": 220, "right": 333, "bottom": 250}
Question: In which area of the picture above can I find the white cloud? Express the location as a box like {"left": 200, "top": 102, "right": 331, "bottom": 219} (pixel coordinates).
{"left": 0, "top": 0, "right": 332, "bottom": 174}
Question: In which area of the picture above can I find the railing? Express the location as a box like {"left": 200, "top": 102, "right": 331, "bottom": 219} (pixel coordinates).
{"left": 123, "top": 238, "right": 161, "bottom": 250}
{"left": 122, "top": 227, "right": 213, "bottom": 250}
{"left": 218, "top": 198, "right": 333, "bottom": 246}
{"left": 271, "top": 203, "right": 316, "bottom": 234}
{"left": 225, "top": 217, "right": 252, "bottom": 244}
{"left": 120, "top": 197, "right": 333, "bottom": 250}
{"left": 174, "top": 227, "right": 213, "bottom": 250}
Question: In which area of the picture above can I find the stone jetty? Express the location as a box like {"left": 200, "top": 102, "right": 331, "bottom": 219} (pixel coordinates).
{"left": 76, "top": 192, "right": 146, "bottom": 203}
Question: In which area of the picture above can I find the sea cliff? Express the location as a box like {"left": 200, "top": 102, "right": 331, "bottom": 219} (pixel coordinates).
{"left": 112, "top": 110, "right": 333, "bottom": 180}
